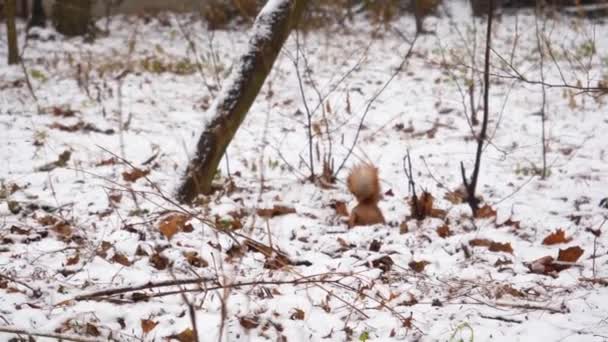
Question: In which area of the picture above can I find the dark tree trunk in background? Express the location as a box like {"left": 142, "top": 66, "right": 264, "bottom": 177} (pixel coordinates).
{"left": 5, "top": 0, "right": 20, "bottom": 65}
{"left": 52, "top": 0, "right": 92, "bottom": 36}
{"left": 29, "top": 0, "right": 47, "bottom": 28}
{"left": 177, "top": 0, "right": 310, "bottom": 204}
{"left": 18, "top": 0, "right": 28, "bottom": 18}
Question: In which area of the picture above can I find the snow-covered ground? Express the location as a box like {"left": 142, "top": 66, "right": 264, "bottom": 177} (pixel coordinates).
{"left": 1, "top": 2, "right": 608, "bottom": 341}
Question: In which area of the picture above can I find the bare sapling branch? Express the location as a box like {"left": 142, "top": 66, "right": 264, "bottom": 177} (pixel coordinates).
{"left": 462, "top": 0, "right": 494, "bottom": 216}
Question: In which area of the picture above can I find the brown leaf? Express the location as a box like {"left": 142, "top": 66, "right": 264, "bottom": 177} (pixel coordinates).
{"left": 527, "top": 255, "right": 557, "bottom": 275}
{"left": 184, "top": 251, "right": 208, "bottom": 268}
{"left": 149, "top": 253, "right": 169, "bottom": 270}
{"left": 476, "top": 204, "right": 497, "bottom": 219}
{"left": 239, "top": 316, "right": 260, "bottom": 330}
{"left": 96, "top": 157, "right": 117, "bottom": 166}
{"left": 542, "top": 229, "right": 572, "bottom": 245}
{"left": 257, "top": 205, "right": 296, "bottom": 218}
{"left": 85, "top": 323, "right": 101, "bottom": 337}
{"left": 469, "top": 238, "right": 492, "bottom": 247}
{"left": 290, "top": 308, "right": 305, "bottom": 320}
{"left": 158, "top": 213, "right": 189, "bottom": 240}
{"left": 369, "top": 239, "right": 382, "bottom": 252}
{"left": 51, "top": 222, "right": 73, "bottom": 238}
{"left": 122, "top": 168, "right": 150, "bottom": 182}
{"left": 172, "top": 328, "right": 195, "bottom": 342}
{"left": 408, "top": 260, "right": 430, "bottom": 273}
{"left": 444, "top": 189, "right": 465, "bottom": 204}
{"left": 332, "top": 200, "right": 349, "bottom": 217}
{"left": 436, "top": 224, "right": 451, "bottom": 238}
{"left": 141, "top": 319, "right": 158, "bottom": 334}
{"left": 469, "top": 239, "right": 513, "bottom": 254}
{"left": 371, "top": 255, "right": 394, "bottom": 272}
{"left": 112, "top": 252, "right": 131, "bottom": 266}
{"left": 488, "top": 242, "right": 513, "bottom": 254}
{"left": 66, "top": 253, "right": 80, "bottom": 266}
{"left": 498, "top": 218, "right": 521, "bottom": 229}
{"left": 557, "top": 246, "right": 584, "bottom": 263}
{"left": 38, "top": 215, "right": 59, "bottom": 226}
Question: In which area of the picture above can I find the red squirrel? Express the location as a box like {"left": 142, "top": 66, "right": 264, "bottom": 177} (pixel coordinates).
{"left": 347, "top": 163, "right": 385, "bottom": 227}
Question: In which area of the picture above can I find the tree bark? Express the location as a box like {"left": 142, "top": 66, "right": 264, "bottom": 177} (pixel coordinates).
{"left": 177, "top": 0, "right": 309, "bottom": 204}
{"left": 52, "top": 0, "right": 92, "bottom": 36}
{"left": 29, "top": 0, "right": 46, "bottom": 28}
{"left": 5, "top": 0, "right": 19, "bottom": 65}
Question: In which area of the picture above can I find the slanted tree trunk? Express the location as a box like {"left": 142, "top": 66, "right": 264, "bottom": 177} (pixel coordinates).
{"left": 177, "top": 0, "right": 309, "bottom": 204}
{"left": 29, "top": 0, "right": 46, "bottom": 28}
{"left": 5, "top": 0, "right": 19, "bottom": 65}
{"left": 52, "top": 0, "right": 92, "bottom": 36}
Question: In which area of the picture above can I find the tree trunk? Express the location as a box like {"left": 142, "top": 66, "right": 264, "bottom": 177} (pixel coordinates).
{"left": 29, "top": 0, "right": 46, "bottom": 28}
{"left": 5, "top": 0, "right": 19, "bottom": 65}
{"left": 177, "top": 0, "right": 309, "bottom": 204}
{"left": 52, "top": 0, "right": 92, "bottom": 36}
{"left": 18, "top": 0, "right": 28, "bottom": 19}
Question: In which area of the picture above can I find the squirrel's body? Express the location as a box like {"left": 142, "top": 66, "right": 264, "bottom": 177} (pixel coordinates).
{"left": 347, "top": 164, "right": 385, "bottom": 227}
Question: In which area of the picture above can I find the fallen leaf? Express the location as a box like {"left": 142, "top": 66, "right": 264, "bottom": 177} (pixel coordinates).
{"left": 557, "top": 246, "right": 584, "bottom": 263}
{"left": 141, "top": 319, "right": 158, "bottom": 334}
{"left": 444, "top": 189, "right": 466, "bottom": 204}
{"left": 158, "top": 213, "right": 189, "bottom": 240}
{"left": 469, "top": 239, "right": 513, "bottom": 254}
{"left": 257, "top": 205, "right": 296, "bottom": 218}
{"left": 122, "top": 168, "right": 150, "bottom": 182}
{"left": 436, "top": 224, "right": 451, "bottom": 238}
{"left": 542, "top": 229, "right": 572, "bottom": 245}
{"left": 371, "top": 255, "right": 394, "bottom": 272}
{"left": 476, "top": 204, "right": 497, "bottom": 219}
{"left": 369, "top": 239, "right": 382, "bottom": 252}
{"left": 469, "top": 238, "right": 492, "bottom": 247}
{"left": 112, "top": 252, "right": 131, "bottom": 266}
{"left": 290, "top": 308, "right": 305, "bottom": 320}
{"left": 51, "top": 221, "right": 73, "bottom": 238}
{"left": 239, "top": 316, "right": 260, "bottom": 330}
{"left": 86, "top": 323, "right": 101, "bottom": 337}
{"left": 183, "top": 251, "right": 208, "bottom": 268}
{"left": 172, "top": 328, "right": 195, "bottom": 342}
{"left": 66, "top": 253, "right": 80, "bottom": 266}
{"left": 408, "top": 260, "right": 430, "bottom": 273}
{"left": 96, "top": 157, "right": 117, "bottom": 166}
{"left": 149, "top": 253, "right": 169, "bottom": 270}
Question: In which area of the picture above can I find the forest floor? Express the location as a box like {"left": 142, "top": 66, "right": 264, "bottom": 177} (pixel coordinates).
{"left": 1, "top": 3, "right": 608, "bottom": 342}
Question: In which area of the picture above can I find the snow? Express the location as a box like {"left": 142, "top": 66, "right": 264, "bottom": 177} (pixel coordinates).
{"left": 1, "top": 2, "right": 608, "bottom": 341}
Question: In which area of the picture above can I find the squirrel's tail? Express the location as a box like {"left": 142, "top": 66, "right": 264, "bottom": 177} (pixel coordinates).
{"left": 347, "top": 163, "right": 381, "bottom": 204}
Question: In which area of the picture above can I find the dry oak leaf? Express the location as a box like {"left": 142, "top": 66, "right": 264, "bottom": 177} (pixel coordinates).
{"left": 436, "top": 224, "right": 451, "bottom": 238}
{"left": 408, "top": 260, "right": 430, "bottom": 273}
{"left": 290, "top": 308, "right": 305, "bottom": 320}
{"left": 122, "top": 168, "right": 150, "bottom": 182}
{"left": 86, "top": 323, "right": 101, "bottom": 337}
{"left": 257, "top": 205, "right": 296, "bottom": 218}
{"left": 469, "top": 239, "right": 513, "bottom": 254}
{"left": 183, "top": 251, "right": 209, "bottom": 268}
{"left": 444, "top": 189, "right": 465, "bottom": 204}
{"left": 239, "top": 316, "right": 260, "bottom": 330}
{"left": 557, "top": 246, "right": 584, "bottom": 263}
{"left": 488, "top": 242, "right": 514, "bottom": 254}
{"left": 158, "top": 213, "right": 190, "bottom": 240}
{"left": 542, "top": 229, "right": 572, "bottom": 245}
{"left": 66, "top": 253, "right": 80, "bottom": 266}
{"left": 170, "top": 328, "right": 196, "bottom": 342}
{"left": 149, "top": 253, "right": 169, "bottom": 270}
{"left": 111, "top": 252, "right": 132, "bottom": 266}
{"left": 476, "top": 204, "right": 497, "bottom": 219}
{"left": 141, "top": 319, "right": 158, "bottom": 334}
